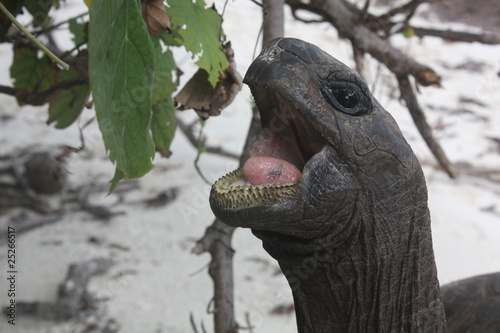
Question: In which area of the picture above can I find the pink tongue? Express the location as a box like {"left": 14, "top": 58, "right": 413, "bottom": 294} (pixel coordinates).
{"left": 243, "top": 156, "right": 302, "bottom": 185}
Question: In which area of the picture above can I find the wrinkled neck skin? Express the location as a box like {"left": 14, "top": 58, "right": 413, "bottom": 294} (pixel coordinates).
{"left": 257, "top": 170, "right": 446, "bottom": 333}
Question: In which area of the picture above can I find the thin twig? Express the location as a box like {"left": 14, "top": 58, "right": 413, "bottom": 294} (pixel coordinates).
{"left": 0, "top": 213, "right": 63, "bottom": 239}
{"left": 249, "top": 0, "right": 263, "bottom": 8}
{"left": 176, "top": 116, "right": 240, "bottom": 160}
{"left": 376, "top": 0, "right": 426, "bottom": 24}
{"left": 0, "top": 2, "right": 69, "bottom": 70}
{"left": 359, "top": 0, "right": 371, "bottom": 22}
{"left": 12, "top": 258, "right": 114, "bottom": 320}
{"left": 33, "top": 12, "right": 88, "bottom": 37}
{"left": 190, "top": 313, "right": 201, "bottom": 333}
{"left": 194, "top": 120, "right": 211, "bottom": 184}
{"left": 352, "top": 45, "right": 367, "bottom": 80}
{"left": 0, "top": 78, "right": 87, "bottom": 106}
{"left": 252, "top": 24, "right": 263, "bottom": 60}
{"left": 411, "top": 26, "right": 500, "bottom": 44}
{"left": 397, "top": 75, "right": 456, "bottom": 178}
{"left": 245, "top": 312, "right": 255, "bottom": 333}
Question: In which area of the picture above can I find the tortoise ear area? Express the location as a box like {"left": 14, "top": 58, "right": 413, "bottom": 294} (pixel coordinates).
{"left": 351, "top": 112, "right": 419, "bottom": 188}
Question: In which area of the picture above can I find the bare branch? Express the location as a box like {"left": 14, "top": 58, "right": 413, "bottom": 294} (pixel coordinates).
{"left": 352, "top": 45, "right": 367, "bottom": 80}
{"left": 0, "top": 78, "right": 87, "bottom": 106}
{"left": 191, "top": 4, "right": 283, "bottom": 330}
{"left": 249, "top": 0, "right": 263, "bottom": 8}
{"left": 359, "top": 0, "right": 371, "bottom": 21}
{"left": 397, "top": 75, "right": 456, "bottom": 178}
{"left": 412, "top": 26, "right": 500, "bottom": 44}
{"left": 12, "top": 258, "right": 114, "bottom": 320}
{"left": 176, "top": 116, "right": 239, "bottom": 160}
{"left": 376, "top": 0, "right": 427, "bottom": 24}
{"left": 263, "top": 0, "right": 285, "bottom": 44}
{"left": 286, "top": 0, "right": 441, "bottom": 87}
{"left": 193, "top": 219, "right": 238, "bottom": 333}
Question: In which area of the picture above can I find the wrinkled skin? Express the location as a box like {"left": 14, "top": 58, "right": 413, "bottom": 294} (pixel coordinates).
{"left": 210, "top": 38, "right": 447, "bottom": 332}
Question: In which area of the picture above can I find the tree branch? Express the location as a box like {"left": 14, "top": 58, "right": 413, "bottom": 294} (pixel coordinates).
{"left": 193, "top": 219, "right": 237, "bottom": 333}
{"left": 287, "top": 0, "right": 441, "bottom": 87}
{"left": 411, "top": 26, "right": 500, "bottom": 44}
{"left": 263, "top": 0, "right": 285, "bottom": 44}
{"left": 352, "top": 44, "right": 367, "bottom": 80}
{"left": 397, "top": 75, "right": 456, "bottom": 178}
{"left": 11, "top": 258, "right": 114, "bottom": 320}
{"left": 0, "top": 79, "right": 87, "bottom": 106}
{"left": 0, "top": 2, "right": 69, "bottom": 69}
{"left": 375, "top": 0, "right": 426, "bottom": 25}
{"left": 176, "top": 116, "right": 240, "bottom": 160}
{"left": 192, "top": 2, "right": 285, "bottom": 332}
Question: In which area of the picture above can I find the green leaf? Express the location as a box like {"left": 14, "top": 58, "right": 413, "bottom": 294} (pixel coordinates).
{"left": 150, "top": 37, "right": 177, "bottom": 157}
{"left": 68, "top": 17, "right": 87, "bottom": 46}
{"left": 151, "top": 99, "right": 176, "bottom": 157}
{"left": 24, "top": 0, "right": 53, "bottom": 27}
{"left": 10, "top": 45, "right": 54, "bottom": 92}
{"left": 158, "top": 25, "right": 183, "bottom": 47}
{"left": 167, "top": 0, "right": 228, "bottom": 87}
{"left": 151, "top": 40, "right": 177, "bottom": 103}
{"left": 46, "top": 84, "right": 89, "bottom": 128}
{"left": 46, "top": 68, "right": 90, "bottom": 128}
{"left": 402, "top": 27, "right": 415, "bottom": 38}
{"left": 89, "top": 0, "right": 156, "bottom": 189}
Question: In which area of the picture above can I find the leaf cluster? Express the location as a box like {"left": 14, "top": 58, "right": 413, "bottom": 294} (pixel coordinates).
{"left": 1, "top": 0, "right": 230, "bottom": 190}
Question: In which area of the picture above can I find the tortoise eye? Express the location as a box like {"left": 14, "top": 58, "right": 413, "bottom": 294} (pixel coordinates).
{"left": 330, "top": 88, "right": 358, "bottom": 109}
{"left": 321, "top": 82, "right": 371, "bottom": 116}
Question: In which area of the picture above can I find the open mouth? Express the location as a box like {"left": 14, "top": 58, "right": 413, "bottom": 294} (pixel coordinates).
{"left": 211, "top": 87, "right": 326, "bottom": 210}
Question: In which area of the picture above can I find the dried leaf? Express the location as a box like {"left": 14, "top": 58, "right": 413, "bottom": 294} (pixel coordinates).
{"left": 175, "top": 42, "right": 242, "bottom": 119}
{"left": 415, "top": 68, "right": 442, "bottom": 87}
{"left": 141, "top": 0, "right": 170, "bottom": 36}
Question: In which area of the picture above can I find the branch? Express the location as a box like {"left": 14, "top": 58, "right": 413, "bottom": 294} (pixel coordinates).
{"left": 0, "top": 212, "right": 62, "bottom": 238}
{"left": 192, "top": 3, "right": 283, "bottom": 329}
{"left": 375, "top": 0, "right": 426, "bottom": 24}
{"left": 352, "top": 44, "right": 367, "bottom": 80}
{"left": 0, "top": 85, "right": 17, "bottom": 96}
{"left": 287, "top": 0, "right": 441, "bottom": 87}
{"left": 340, "top": 0, "right": 425, "bottom": 35}
{"left": 397, "top": 75, "right": 456, "bottom": 178}
{"left": 175, "top": 116, "right": 239, "bottom": 160}
{"left": 12, "top": 258, "right": 114, "bottom": 320}
{"left": 262, "top": 0, "right": 285, "bottom": 44}
{"left": 411, "top": 26, "right": 500, "bottom": 44}
{"left": 191, "top": 103, "right": 263, "bottom": 333}
{"left": 193, "top": 219, "right": 237, "bottom": 333}
{"left": 0, "top": 79, "right": 88, "bottom": 106}
{"left": 0, "top": 2, "right": 69, "bottom": 70}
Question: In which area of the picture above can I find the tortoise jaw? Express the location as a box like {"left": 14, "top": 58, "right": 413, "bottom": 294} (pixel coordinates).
{"left": 209, "top": 168, "right": 302, "bottom": 212}
{"left": 209, "top": 140, "right": 332, "bottom": 216}
{"left": 210, "top": 80, "right": 329, "bottom": 219}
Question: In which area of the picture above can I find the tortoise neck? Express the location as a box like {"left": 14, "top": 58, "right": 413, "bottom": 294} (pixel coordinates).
{"left": 263, "top": 190, "right": 446, "bottom": 332}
